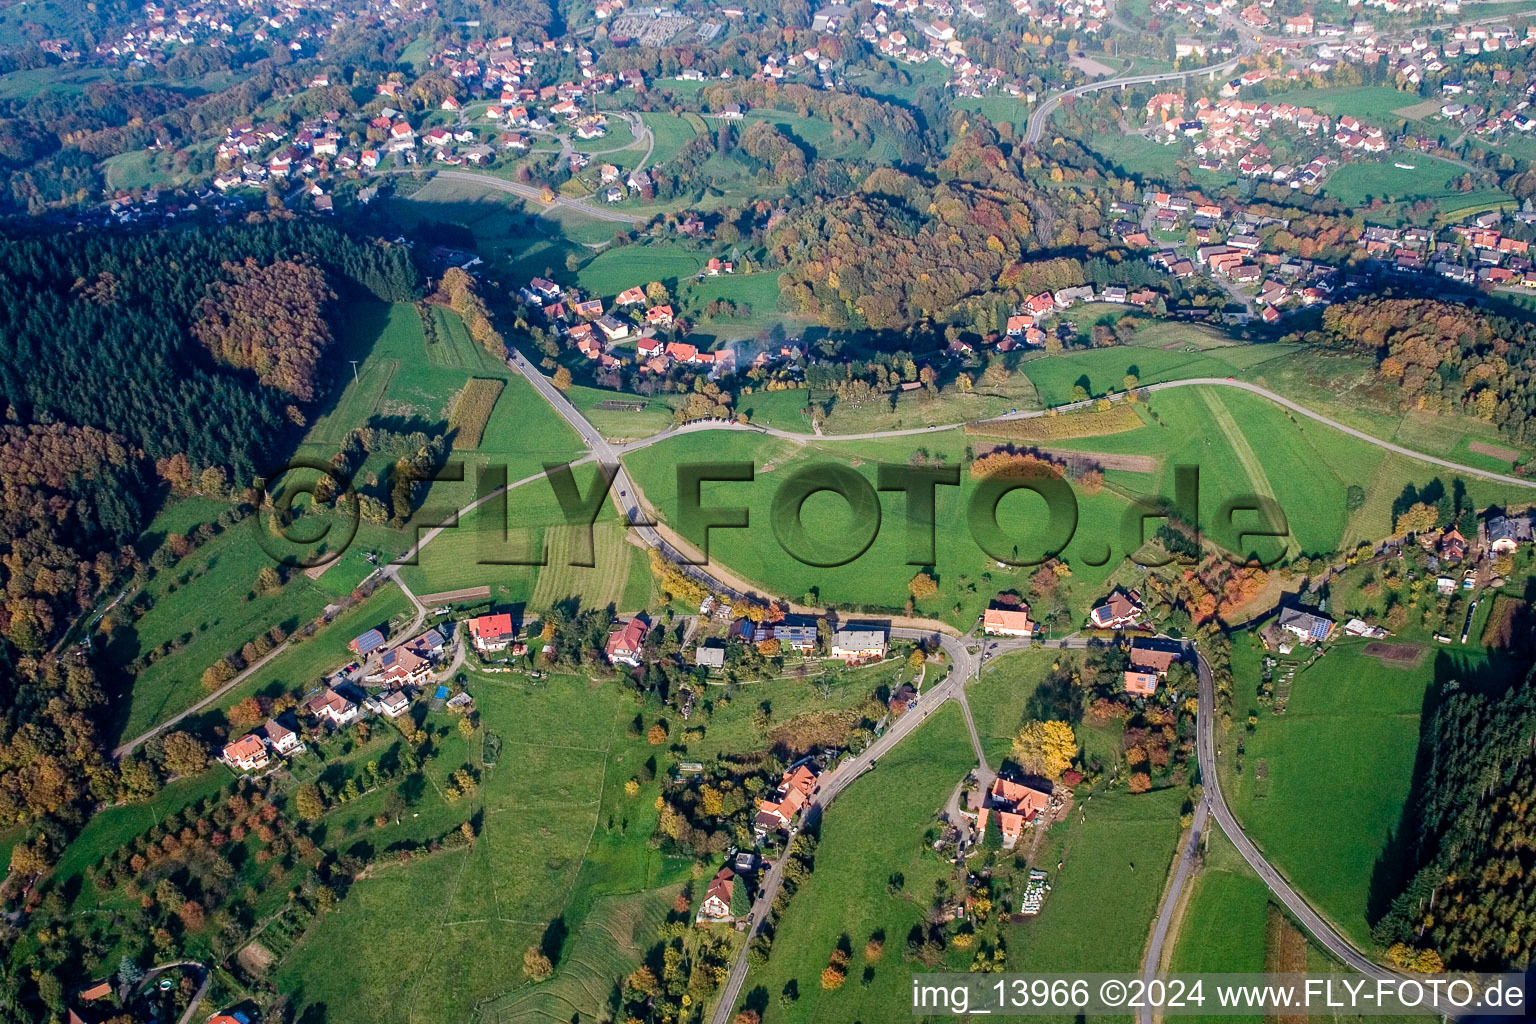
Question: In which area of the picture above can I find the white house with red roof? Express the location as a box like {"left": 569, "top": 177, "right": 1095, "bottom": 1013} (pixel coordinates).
{"left": 606, "top": 616, "right": 648, "bottom": 667}
{"left": 468, "top": 613, "right": 517, "bottom": 652}
{"left": 222, "top": 734, "right": 270, "bottom": 772}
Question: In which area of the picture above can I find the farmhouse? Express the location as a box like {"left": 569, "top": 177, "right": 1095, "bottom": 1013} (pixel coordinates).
{"left": 606, "top": 616, "right": 648, "bottom": 667}
{"left": 468, "top": 613, "right": 517, "bottom": 652}
{"left": 983, "top": 606, "right": 1035, "bottom": 637}
{"left": 970, "top": 776, "right": 1052, "bottom": 848}
{"left": 350, "top": 628, "right": 386, "bottom": 656}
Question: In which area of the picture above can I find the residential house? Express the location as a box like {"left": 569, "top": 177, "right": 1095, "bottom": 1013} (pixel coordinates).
{"left": 1488, "top": 514, "right": 1532, "bottom": 554}
{"left": 754, "top": 762, "right": 818, "bottom": 834}
{"left": 695, "top": 645, "right": 726, "bottom": 669}
{"left": 1089, "top": 589, "right": 1144, "bottom": 629}
{"left": 982, "top": 606, "right": 1035, "bottom": 637}
{"left": 221, "top": 734, "right": 270, "bottom": 772}
{"left": 1439, "top": 527, "right": 1468, "bottom": 561}
{"left": 468, "top": 612, "right": 517, "bottom": 652}
{"left": 1128, "top": 637, "right": 1182, "bottom": 676}
{"left": 595, "top": 315, "right": 630, "bottom": 341}
{"left": 1278, "top": 606, "right": 1335, "bottom": 644}
{"left": 606, "top": 616, "right": 648, "bottom": 667}
{"left": 829, "top": 625, "right": 888, "bottom": 662}
{"left": 306, "top": 688, "right": 358, "bottom": 726}
{"left": 699, "top": 867, "right": 739, "bottom": 921}
{"left": 260, "top": 718, "right": 300, "bottom": 756}
{"left": 1123, "top": 670, "right": 1159, "bottom": 696}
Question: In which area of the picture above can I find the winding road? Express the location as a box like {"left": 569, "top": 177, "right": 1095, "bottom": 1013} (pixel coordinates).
{"left": 379, "top": 167, "right": 645, "bottom": 225}
{"left": 614, "top": 376, "right": 1536, "bottom": 489}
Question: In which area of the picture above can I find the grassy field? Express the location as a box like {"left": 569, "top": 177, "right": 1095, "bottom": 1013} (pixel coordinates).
{"left": 966, "top": 649, "right": 1124, "bottom": 769}
{"left": 1263, "top": 86, "right": 1426, "bottom": 122}
{"left": 576, "top": 240, "right": 704, "bottom": 296}
{"left": 736, "top": 704, "right": 980, "bottom": 1024}
{"left": 641, "top": 111, "right": 700, "bottom": 166}
{"left": 568, "top": 385, "right": 679, "bottom": 439}
{"left": 1323, "top": 156, "right": 1460, "bottom": 207}
{"left": 1171, "top": 830, "right": 1273, "bottom": 974}
{"left": 277, "top": 670, "right": 696, "bottom": 1024}
{"left": 622, "top": 427, "right": 1134, "bottom": 626}
{"left": 1001, "top": 786, "right": 1185, "bottom": 976}
{"left": 103, "top": 521, "right": 340, "bottom": 741}
{"left": 298, "top": 298, "right": 585, "bottom": 515}
{"left": 1217, "top": 638, "right": 1468, "bottom": 949}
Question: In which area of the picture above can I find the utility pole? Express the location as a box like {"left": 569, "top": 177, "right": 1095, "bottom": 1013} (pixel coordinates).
{"left": 350, "top": 360, "right": 360, "bottom": 382}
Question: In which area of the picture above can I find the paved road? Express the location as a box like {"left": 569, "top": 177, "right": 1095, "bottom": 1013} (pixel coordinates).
{"left": 1025, "top": 55, "right": 1245, "bottom": 145}
{"left": 614, "top": 377, "right": 1536, "bottom": 489}
{"left": 708, "top": 630, "right": 983, "bottom": 1024}
{"left": 378, "top": 167, "right": 645, "bottom": 225}
{"left": 1191, "top": 652, "right": 1399, "bottom": 983}
{"left": 1140, "top": 799, "right": 1209, "bottom": 1024}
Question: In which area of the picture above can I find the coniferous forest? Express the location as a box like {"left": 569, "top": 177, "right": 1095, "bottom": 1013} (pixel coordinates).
{"left": 1373, "top": 664, "right": 1536, "bottom": 969}
{"left": 0, "top": 221, "right": 420, "bottom": 867}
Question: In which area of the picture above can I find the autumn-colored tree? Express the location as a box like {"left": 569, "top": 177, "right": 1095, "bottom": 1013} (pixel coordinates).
{"left": 1127, "top": 772, "right": 1152, "bottom": 794}
{"left": 295, "top": 783, "right": 325, "bottom": 820}
{"left": 523, "top": 947, "right": 554, "bottom": 981}
{"left": 227, "top": 697, "right": 264, "bottom": 730}
{"left": 1010, "top": 720, "right": 1076, "bottom": 779}
{"left": 191, "top": 258, "right": 336, "bottom": 400}
{"left": 908, "top": 572, "right": 939, "bottom": 600}
{"left": 553, "top": 366, "right": 572, "bottom": 390}
{"left": 865, "top": 937, "right": 884, "bottom": 961}
{"left": 1393, "top": 502, "right": 1438, "bottom": 537}
{"left": 201, "top": 658, "right": 236, "bottom": 693}
{"left": 159, "top": 732, "right": 208, "bottom": 777}
{"left": 254, "top": 565, "right": 282, "bottom": 595}
{"left": 647, "top": 722, "right": 668, "bottom": 745}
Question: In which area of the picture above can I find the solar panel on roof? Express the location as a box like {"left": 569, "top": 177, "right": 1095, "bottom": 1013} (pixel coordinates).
{"left": 353, "top": 628, "right": 384, "bottom": 654}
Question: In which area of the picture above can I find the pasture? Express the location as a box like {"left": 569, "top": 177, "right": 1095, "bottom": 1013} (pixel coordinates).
{"left": 1219, "top": 639, "right": 1466, "bottom": 949}
{"left": 102, "top": 520, "right": 338, "bottom": 741}
{"left": 568, "top": 385, "right": 679, "bottom": 439}
{"left": 621, "top": 427, "right": 1134, "bottom": 626}
{"left": 576, "top": 240, "right": 704, "bottom": 296}
{"left": 1262, "top": 86, "right": 1426, "bottom": 122}
{"left": 1170, "top": 830, "right": 1272, "bottom": 975}
{"left": 1000, "top": 786, "right": 1185, "bottom": 976}
{"left": 277, "top": 671, "right": 696, "bottom": 1024}
{"left": 641, "top": 110, "right": 701, "bottom": 166}
{"left": 966, "top": 649, "right": 1124, "bottom": 770}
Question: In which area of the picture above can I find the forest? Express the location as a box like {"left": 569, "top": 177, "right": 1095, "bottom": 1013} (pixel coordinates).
{"left": 1372, "top": 658, "right": 1536, "bottom": 969}
{"left": 1311, "top": 298, "right": 1536, "bottom": 446}
{"left": 767, "top": 123, "right": 1127, "bottom": 332}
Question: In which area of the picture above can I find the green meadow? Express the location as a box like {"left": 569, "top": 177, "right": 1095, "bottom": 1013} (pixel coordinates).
{"left": 1218, "top": 637, "right": 1464, "bottom": 950}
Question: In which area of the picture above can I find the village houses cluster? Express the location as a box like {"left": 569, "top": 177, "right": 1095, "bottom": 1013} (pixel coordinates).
{"left": 219, "top": 623, "right": 447, "bottom": 773}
